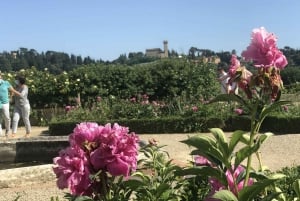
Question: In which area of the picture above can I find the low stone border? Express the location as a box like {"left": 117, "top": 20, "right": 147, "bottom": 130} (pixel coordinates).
{"left": 0, "top": 164, "right": 56, "bottom": 189}
{"left": 0, "top": 136, "right": 69, "bottom": 163}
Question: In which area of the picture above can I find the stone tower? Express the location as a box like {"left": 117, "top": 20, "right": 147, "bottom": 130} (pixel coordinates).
{"left": 163, "top": 40, "right": 168, "bottom": 58}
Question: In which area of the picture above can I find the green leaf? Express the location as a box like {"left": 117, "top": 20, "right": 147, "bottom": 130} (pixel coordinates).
{"left": 131, "top": 172, "right": 151, "bottom": 183}
{"left": 74, "top": 196, "right": 94, "bottom": 201}
{"left": 210, "top": 128, "right": 230, "bottom": 158}
{"left": 268, "top": 173, "right": 286, "bottom": 180}
{"left": 122, "top": 179, "right": 146, "bottom": 190}
{"left": 259, "top": 100, "right": 291, "bottom": 121}
{"left": 209, "top": 93, "right": 252, "bottom": 111}
{"left": 212, "top": 190, "right": 238, "bottom": 201}
{"left": 181, "top": 134, "right": 215, "bottom": 149}
{"left": 210, "top": 128, "right": 228, "bottom": 143}
{"left": 249, "top": 171, "right": 269, "bottom": 181}
{"left": 256, "top": 132, "right": 273, "bottom": 145}
{"left": 176, "top": 166, "right": 227, "bottom": 186}
{"left": 239, "top": 178, "right": 282, "bottom": 201}
{"left": 229, "top": 130, "right": 247, "bottom": 153}
{"left": 273, "top": 186, "right": 287, "bottom": 201}
{"left": 234, "top": 144, "right": 260, "bottom": 167}
{"left": 190, "top": 150, "right": 223, "bottom": 167}
{"left": 240, "top": 134, "right": 250, "bottom": 145}
{"left": 155, "top": 183, "right": 171, "bottom": 198}
{"left": 293, "top": 179, "right": 300, "bottom": 198}
{"left": 259, "top": 192, "right": 284, "bottom": 201}
{"left": 181, "top": 135, "right": 225, "bottom": 164}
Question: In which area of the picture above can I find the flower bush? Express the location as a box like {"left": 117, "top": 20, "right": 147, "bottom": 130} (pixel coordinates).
{"left": 52, "top": 94, "right": 233, "bottom": 123}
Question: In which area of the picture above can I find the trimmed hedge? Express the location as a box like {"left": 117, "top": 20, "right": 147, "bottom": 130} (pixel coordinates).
{"left": 48, "top": 115, "right": 300, "bottom": 136}
{"left": 224, "top": 115, "right": 300, "bottom": 134}
{"left": 48, "top": 116, "right": 220, "bottom": 136}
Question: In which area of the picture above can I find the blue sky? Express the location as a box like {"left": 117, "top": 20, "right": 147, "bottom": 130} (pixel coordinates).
{"left": 1, "top": 1, "right": 299, "bottom": 61}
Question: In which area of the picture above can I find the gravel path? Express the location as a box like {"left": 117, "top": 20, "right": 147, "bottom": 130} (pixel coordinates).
{"left": 138, "top": 133, "right": 300, "bottom": 171}
{"left": 0, "top": 128, "right": 299, "bottom": 201}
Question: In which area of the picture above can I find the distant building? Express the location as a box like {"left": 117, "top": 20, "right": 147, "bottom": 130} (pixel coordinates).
{"left": 201, "top": 56, "right": 220, "bottom": 64}
{"left": 191, "top": 56, "right": 221, "bottom": 65}
{"left": 11, "top": 51, "right": 17, "bottom": 59}
{"left": 145, "top": 40, "right": 168, "bottom": 58}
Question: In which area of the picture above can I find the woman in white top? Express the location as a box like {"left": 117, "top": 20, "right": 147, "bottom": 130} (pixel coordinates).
{"left": 217, "top": 67, "right": 230, "bottom": 94}
{"left": 12, "top": 75, "right": 31, "bottom": 138}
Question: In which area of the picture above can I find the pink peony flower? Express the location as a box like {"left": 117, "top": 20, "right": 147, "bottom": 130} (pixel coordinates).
{"left": 130, "top": 97, "right": 136, "bottom": 103}
{"left": 225, "top": 165, "right": 254, "bottom": 195}
{"left": 53, "top": 122, "right": 140, "bottom": 196}
{"left": 202, "top": 162, "right": 254, "bottom": 200}
{"left": 205, "top": 177, "right": 226, "bottom": 201}
{"left": 53, "top": 146, "right": 92, "bottom": 196}
{"left": 194, "top": 155, "right": 212, "bottom": 166}
{"left": 242, "top": 27, "right": 288, "bottom": 69}
{"left": 192, "top": 106, "right": 198, "bottom": 112}
{"left": 89, "top": 123, "right": 139, "bottom": 177}
{"left": 234, "top": 108, "right": 243, "bottom": 115}
{"left": 65, "top": 105, "right": 71, "bottom": 112}
{"left": 69, "top": 122, "right": 101, "bottom": 148}
{"left": 228, "top": 55, "right": 240, "bottom": 76}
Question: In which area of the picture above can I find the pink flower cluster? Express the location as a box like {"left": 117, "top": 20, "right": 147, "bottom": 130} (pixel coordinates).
{"left": 53, "top": 122, "right": 139, "bottom": 196}
{"left": 228, "top": 28, "right": 287, "bottom": 100}
{"left": 194, "top": 155, "right": 253, "bottom": 200}
{"left": 242, "top": 27, "right": 288, "bottom": 69}
{"left": 228, "top": 55, "right": 241, "bottom": 77}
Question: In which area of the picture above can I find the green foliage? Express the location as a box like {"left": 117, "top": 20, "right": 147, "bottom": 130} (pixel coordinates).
{"left": 275, "top": 166, "right": 300, "bottom": 199}
{"left": 122, "top": 144, "right": 210, "bottom": 201}
{"left": 179, "top": 127, "right": 287, "bottom": 200}
{"left": 127, "top": 145, "right": 183, "bottom": 201}
{"left": 2, "top": 59, "right": 220, "bottom": 108}
{"left": 179, "top": 175, "right": 210, "bottom": 201}
{"left": 281, "top": 67, "right": 300, "bottom": 85}
{"left": 49, "top": 116, "right": 206, "bottom": 135}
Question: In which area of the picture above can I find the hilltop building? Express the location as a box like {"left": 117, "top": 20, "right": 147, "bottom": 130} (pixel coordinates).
{"left": 145, "top": 40, "right": 168, "bottom": 58}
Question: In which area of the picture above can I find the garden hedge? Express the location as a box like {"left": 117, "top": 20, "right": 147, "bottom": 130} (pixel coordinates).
{"left": 48, "top": 115, "right": 300, "bottom": 136}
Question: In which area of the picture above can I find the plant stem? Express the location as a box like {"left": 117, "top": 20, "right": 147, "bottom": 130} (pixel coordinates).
{"left": 244, "top": 140, "right": 253, "bottom": 187}
{"left": 244, "top": 105, "right": 260, "bottom": 187}
{"left": 256, "top": 151, "right": 263, "bottom": 171}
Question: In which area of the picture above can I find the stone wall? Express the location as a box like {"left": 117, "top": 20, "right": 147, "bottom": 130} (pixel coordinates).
{"left": 0, "top": 136, "right": 69, "bottom": 163}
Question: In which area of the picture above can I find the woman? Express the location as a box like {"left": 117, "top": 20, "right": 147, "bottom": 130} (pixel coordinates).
{"left": 11, "top": 75, "right": 31, "bottom": 138}
{"left": 0, "top": 72, "right": 22, "bottom": 137}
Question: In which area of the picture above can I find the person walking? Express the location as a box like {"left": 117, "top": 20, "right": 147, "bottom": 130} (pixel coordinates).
{"left": 217, "top": 65, "right": 230, "bottom": 94}
{"left": 11, "top": 75, "right": 31, "bottom": 138}
{"left": 0, "top": 72, "right": 22, "bottom": 137}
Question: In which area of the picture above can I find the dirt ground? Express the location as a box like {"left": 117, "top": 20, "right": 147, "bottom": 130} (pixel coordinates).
{"left": 138, "top": 132, "right": 300, "bottom": 171}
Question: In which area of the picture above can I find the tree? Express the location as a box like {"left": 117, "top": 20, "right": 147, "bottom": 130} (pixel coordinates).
{"left": 113, "top": 54, "right": 127, "bottom": 64}
{"left": 70, "top": 54, "right": 77, "bottom": 65}
{"left": 0, "top": 56, "right": 12, "bottom": 71}
{"left": 77, "top": 56, "right": 83, "bottom": 65}
{"left": 216, "top": 51, "right": 231, "bottom": 64}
